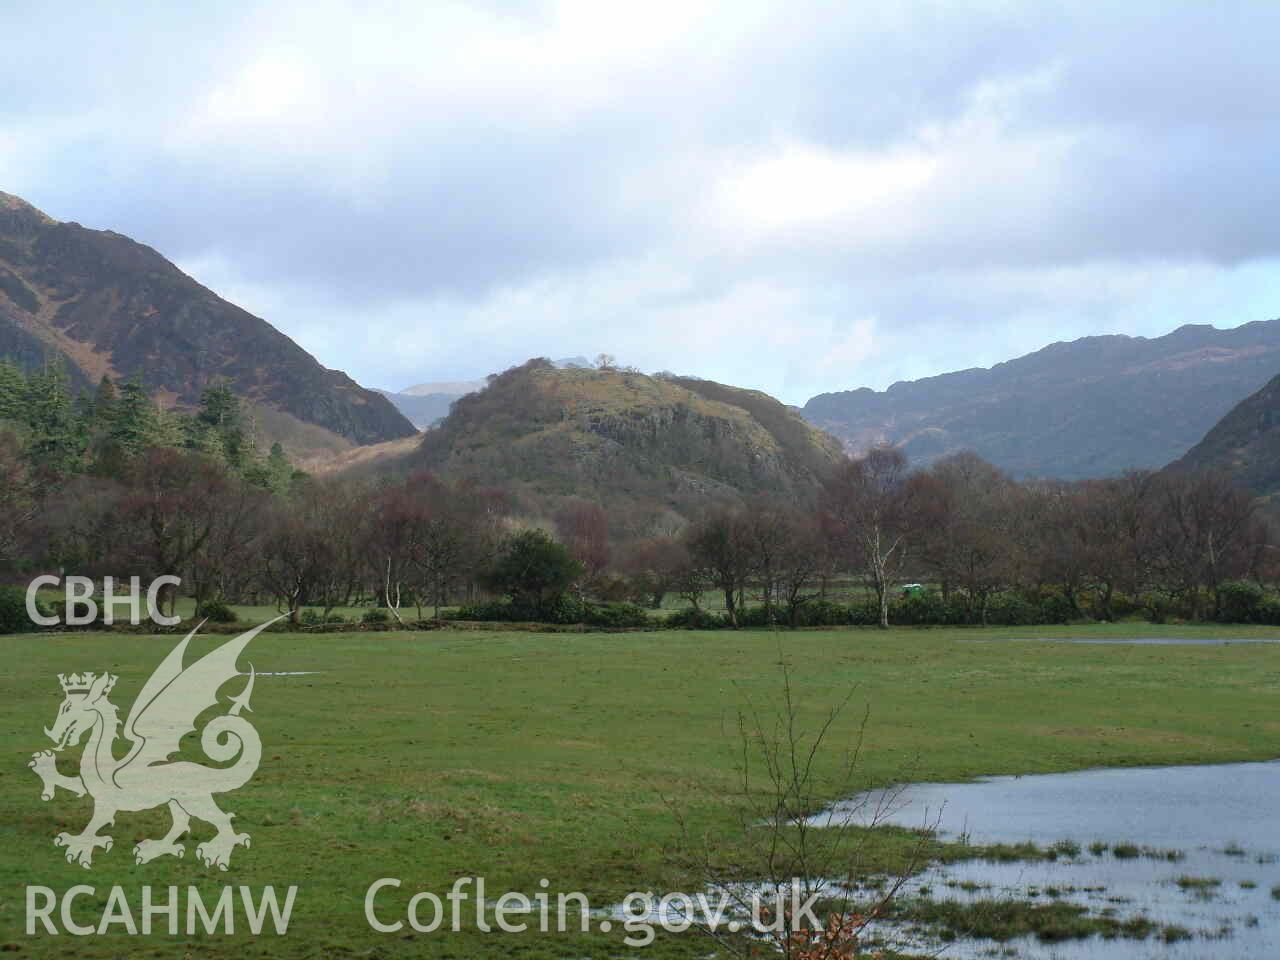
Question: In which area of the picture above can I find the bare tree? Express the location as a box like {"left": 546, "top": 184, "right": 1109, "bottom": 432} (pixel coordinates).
{"left": 744, "top": 498, "right": 797, "bottom": 624}
{"left": 185, "top": 476, "right": 270, "bottom": 609}
{"left": 1146, "top": 469, "right": 1261, "bottom": 619}
{"left": 258, "top": 483, "right": 356, "bottom": 624}
{"left": 407, "top": 474, "right": 473, "bottom": 619}
{"left": 821, "top": 447, "right": 915, "bottom": 629}
{"left": 685, "top": 506, "right": 755, "bottom": 627}
{"left": 555, "top": 498, "right": 610, "bottom": 583}
{"left": 666, "top": 647, "right": 929, "bottom": 958}
{"left": 1077, "top": 472, "right": 1155, "bottom": 619}
{"left": 363, "top": 480, "right": 422, "bottom": 624}
{"left": 914, "top": 453, "right": 1024, "bottom": 624}
{"left": 116, "top": 449, "right": 231, "bottom": 616}
{"left": 0, "top": 428, "right": 35, "bottom": 570}
{"left": 775, "top": 511, "right": 830, "bottom": 627}
{"left": 621, "top": 535, "right": 687, "bottom": 609}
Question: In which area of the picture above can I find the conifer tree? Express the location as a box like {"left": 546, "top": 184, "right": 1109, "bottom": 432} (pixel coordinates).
{"left": 24, "top": 362, "right": 80, "bottom": 477}
{"left": 0, "top": 360, "right": 27, "bottom": 425}
{"left": 151, "top": 402, "right": 186, "bottom": 449}
{"left": 92, "top": 376, "right": 118, "bottom": 427}
{"left": 111, "top": 378, "right": 158, "bottom": 458}
{"left": 198, "top": 383, "right": 245, "bottom": 468}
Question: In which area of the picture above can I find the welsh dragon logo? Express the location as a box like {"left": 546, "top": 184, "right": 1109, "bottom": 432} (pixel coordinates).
{"left": 28, "top": 617, "right": 282, "bottom": 870}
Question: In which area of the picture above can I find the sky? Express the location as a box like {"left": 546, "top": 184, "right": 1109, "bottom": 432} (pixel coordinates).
{"left": 2, "top": 1, "right": 1279, "bottom": 404}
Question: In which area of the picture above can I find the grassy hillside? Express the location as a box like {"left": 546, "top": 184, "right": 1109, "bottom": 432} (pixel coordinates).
{"left": 405, "top": 359, "right": 846, "bottom": 528}
{"left": 2, "top": 625, "right": 1277, "bottom": 957}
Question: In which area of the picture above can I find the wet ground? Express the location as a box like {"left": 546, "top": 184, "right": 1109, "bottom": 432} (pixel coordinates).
{"left": 816, "top": 761, "right": 1280, "bottom": 958}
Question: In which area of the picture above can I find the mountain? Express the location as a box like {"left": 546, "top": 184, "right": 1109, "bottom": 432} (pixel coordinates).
{"left": 803, "top": 320, "right": 1280, "bottom": 479}
{"left": 0, "top": 191, "right": 416, "bottom": 447}
{"left": 376, "top": 390, "right": 452, "bottom": 429}
{"left": 400, "top": 379, "right": 487, "bottom": 397}
{"left": 1174, "top": 373, "right": 1280, "bottom": 498}
{"left": 380, "top": 378, "right": 487, "bottom": 429}
{"left": 392, "top": 358, "right": 846, "bottom": 528}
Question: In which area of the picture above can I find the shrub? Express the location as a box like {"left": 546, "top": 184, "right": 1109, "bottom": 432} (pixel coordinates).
{"left": 582, "top": 601, "right": 651, "bottom": 628}
{"left": 0, "top": 584, "right": 49, "bottom": 633}
{"left": 299, "top": 608, "right": 349, "bottom": 626}
{"left": 588, "top": 575, "right": 632, "bottom": 603}
{"left": 984, "top": 593, "right": 1041, "bottom": 626}
{"left": 663, "top": 607, "right": 729, "bottom": 629}
{"left": 788, "top": 598, "right": 852, "bottom": 627}
{"left": 1256, "top": 597, "right": 1280, "bottom": 626}
{"left": 483, "top": 530, "right": 584, "bottom": 608}
{"left": 534, "top": 594, "right": 588, "bottom": 624}
{"left": 1144, "top": 596, "right": 1167, "bottom": 624}
{"left": 1092, "top": 591, "right": 1142, "bottom": 621}
{"left": 361, "top": 607, "right": 391, "bottom": 624}
{"left": 846, "top": 602, "right": 881, "bottom": 626}
{"left": 890, "top": 591, "right": 952, "bottom": 626}
{"left": 454, "top": 599, "right": 518, "bottom": 622}
{"left": 454, "top": 595, "right": 649, "bottom": 627}
{"left": 736, "top": 604, "right": 782, "bottom": 627}
{"left": 1216, "top": 581, "right": 1265, "bottom": 623}
{"left": 1035, "top": 593, "right": 1077, "bottom": 625}
{"left": 194, "top": 599, "right": 237, "bottom": 623}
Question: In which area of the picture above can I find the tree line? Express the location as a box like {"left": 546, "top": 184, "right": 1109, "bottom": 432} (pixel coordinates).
{"left": 1, "top": 364, "right": 1272, "bottom": 629}
{"left": 671, "top": 448, "right": 1270, "bottom": 628}
{"left": 0, "top": 360, "right": 298, "bottom": 489}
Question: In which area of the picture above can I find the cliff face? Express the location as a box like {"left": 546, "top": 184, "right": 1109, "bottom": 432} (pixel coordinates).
{"left": 0, "top": 191, "right": 416, "bottom": 445}
{"left": 410, "top": 359, "right": 846, "bottom": 515}
{"left": 803, "top": 320, "right": 1280, "bottom": 479}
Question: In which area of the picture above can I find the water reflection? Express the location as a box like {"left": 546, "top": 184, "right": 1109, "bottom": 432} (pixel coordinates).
{"left": 816, "top": 762, "right": 1280, "bottom": 958}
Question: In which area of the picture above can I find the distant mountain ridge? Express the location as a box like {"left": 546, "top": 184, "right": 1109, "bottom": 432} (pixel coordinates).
{"left": 379, "top": 379, "right": 486, "bottom": 429}
{"left": 375, "top": 390, "right": 452, "bottom": 429}
{"left": 803, "top": 320, "right": 1280, "bottom": 479}
{"left": 399, "top": 379, "right": 487, "bottom": 397}
{"left": 1174, "top": 373, "right": 1280, "bottom": 499}
{"left": 0, "top": 191, "right": 416, "bottom": 446}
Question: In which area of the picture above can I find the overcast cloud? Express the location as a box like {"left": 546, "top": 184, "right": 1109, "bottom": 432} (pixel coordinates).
{"left": 2, "top": 1, "right": 1278, "bottom": 403}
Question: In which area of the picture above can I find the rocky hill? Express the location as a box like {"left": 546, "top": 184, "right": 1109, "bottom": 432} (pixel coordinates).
{"left": 0, "top": 191, "right": 416, "bottom": 446}
{"left": 803, "top": 320, "right": 1280, "bottom": 479}
{"left": 400, "top": 359, "right": 846, "bottom": 528}
{"left": 1173, "top": 373, "right": 1280, "bottom": 498}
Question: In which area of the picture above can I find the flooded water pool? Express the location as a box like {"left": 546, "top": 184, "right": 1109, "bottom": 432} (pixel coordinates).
{"left": 814, "top": 761, "right": 1280, "bottom": 958}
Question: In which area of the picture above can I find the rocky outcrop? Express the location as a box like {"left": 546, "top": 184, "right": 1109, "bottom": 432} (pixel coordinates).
{"left": 410, "top": 359, "right": 845, "bottom": 516}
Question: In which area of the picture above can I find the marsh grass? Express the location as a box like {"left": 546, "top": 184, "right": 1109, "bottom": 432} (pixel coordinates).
{"left": 888, "top": 898, "right": 1182, "bottom": 944}
{"left": 1174, "top": 876, "right": 1222, "bottom": 899}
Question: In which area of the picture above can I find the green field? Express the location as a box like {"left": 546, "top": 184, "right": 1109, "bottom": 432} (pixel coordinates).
{"left": 2, "top": 623, "right": 1278, "bottom": 957}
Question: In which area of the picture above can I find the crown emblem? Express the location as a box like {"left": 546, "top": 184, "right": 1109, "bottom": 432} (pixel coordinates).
{"left": 57, "top": 672, "right": 116, "bottom": 696}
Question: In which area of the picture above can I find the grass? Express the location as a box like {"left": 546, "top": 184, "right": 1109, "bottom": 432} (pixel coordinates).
{"left": 1174, "top": 876, "right": 1222, "bottom": 899}
{"left": 1, "top": 623, "right": 1278, "bottom": 956}
{"left": 887, "top": 897, "right": 1182, "bottom": 944}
